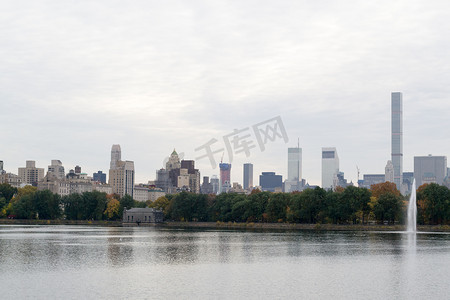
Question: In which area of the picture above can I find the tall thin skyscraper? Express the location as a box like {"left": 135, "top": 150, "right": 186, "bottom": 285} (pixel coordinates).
{"left": 243, "top": 163, "right": 253, "bottom": 190}
{"left": 110, "top": 144, "right": 121, "bottom": 169}
{"left": 391, "top": 92, "right": 403, "bottom": 191}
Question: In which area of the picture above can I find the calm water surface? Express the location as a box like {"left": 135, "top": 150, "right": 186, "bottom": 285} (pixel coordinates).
{"left": 0, "top": 225, "right": 448, "bottom": 299}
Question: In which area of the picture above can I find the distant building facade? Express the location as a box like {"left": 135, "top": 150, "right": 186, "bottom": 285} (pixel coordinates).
{"left": 359, "top": 174, "right": 385, "bottom": 189}
{"left": 148, "top": 188, "right": 165, "bottom": 202}
{"left": 18, "top": 161, "right": 44, "bottom": 186}
{"left": 155, "top": 168, "right": 171, "bottom": 193}
{"left": 414, "top": 155, "right": 447, "bottom": 187}
{"left": 385, "top": 160, "right": 394, "bottom": 183}
{"left": 210, "top": 175, "right": 219, "bottom": 194}
{"left": 201, "top": 176, "right": 213, "bottom": 194}
{"left": 134, "top": 186, "right": 150, "bottom": 202}
{"left": 402, "top": 172, "right": 414, "bottom": 194}
{"left": 110, "top": 144, "right": 121, "bottom": 169}
{"left": 48, "top": 160, "right": 65, "bottom": 180}
{"left": 93, "top": 171, "right": 107, "bottom": 183}
{"left": 0, "top": 173, "right": 22, "bottom": 188}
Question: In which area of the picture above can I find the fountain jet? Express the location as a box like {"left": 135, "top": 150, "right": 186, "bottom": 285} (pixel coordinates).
{"left": 407, "top": 179, "right": 417, "bottom": 232}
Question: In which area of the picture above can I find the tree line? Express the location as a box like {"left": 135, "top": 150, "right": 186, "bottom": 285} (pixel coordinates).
{"left": 0, "top": 182, "right": 449, "bottom": 225}
{"left": 151, "top": 182, "right": 450, "bottom": 225}
{"left": 0, "top": 184, "right": 146, "bottom": 221}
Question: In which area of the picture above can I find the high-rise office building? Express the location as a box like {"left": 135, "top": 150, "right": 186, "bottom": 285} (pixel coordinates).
{"left": 166, "top": 149, "right": 181, "bottom": 187}
{"left": 18, "top": 160, "right": 45, "bottom": 186}
{"left": 93, "top": 171, "right": 107, "bottom": 183}
{"left": 201, "top": 176, "right": 214, "bottom": 194}
{"left": 108, "top": 144, "right": 134, "bottom": 198}
{"left": 0, "top": 160, "right": 4, "bottom": 174}
{"left": 359, "top": 174, "right": 385, "bottom": 189}
{"left": 110, "top": 144, "right": 121, "bottom": 169}
{"left": 259, "top": 172, "right": 283, "bottom": 192}
{"left": 391, "top": 92, "right": 403, "bottom": 190}
{"left": 322, "top": 147, "right": 339, "bottom": 190}
{"left": 109, "top": 160, "right": 135, "bottom": 198}
{"left": 243, "top": 163, "right": 253, "bottom": 190}
{"left": 210, "top": 175, "right": 220, "bottom": 194}
{"left": 414, "top": 155, "right": 447, "bottom": 187}
{"left": 179, "top": 160, "right": 200, "bottom": 193}
{"left": 155, "top": 169, "right": 170, "bottom": 193}
{"left": 219, "top": 163, "right": 231, "bottom": 193}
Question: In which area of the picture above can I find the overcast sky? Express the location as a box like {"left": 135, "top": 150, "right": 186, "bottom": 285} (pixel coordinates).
{"left": 1, "top": 0, "right": 450, "bottom": 186}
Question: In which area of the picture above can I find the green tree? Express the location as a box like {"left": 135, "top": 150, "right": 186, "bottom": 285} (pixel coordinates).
{"left": 134, "top": 200, "right": 147, "bottom": 208}
{"left": 417, "top": 183, "right": 450, "bottom": 225}
{"left": 340, "top": 186, "right": 371, "bottom": 224}
{"left": 192, "top": 193, "right": 208, "bottom": 221}
{"left": 0, "top": 183, "right": 17, "bottom": 203}
{"left": 266, "top": 193, "right": 290, "bottom": 222}
{"left": 120, "top": 194, "right": 134, "bottom": 216}
{"left": 373, "top": 193, "right": 403, "bottom": 224}
{"left": 12, "top": 194, "right": 35, "bottom": 219}
{"left": 33, "top": 190, "right": 62, "bottom": 219}
{"left": 291, "top": 187, "right": 326, "bottom": 223}
{"left": 231, "top": 198, "right": 254, "bottom": 222}
{"left": 247, "top": 190, "right": 271, "bottom": 222}
{"left": 62, "top": 193, "right": 83, "bottom": 220}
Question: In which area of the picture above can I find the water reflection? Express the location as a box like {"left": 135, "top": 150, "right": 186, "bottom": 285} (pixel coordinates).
{"left": 153, "top": 230, "right": 200, "bottom": 264}
{"left": 0, "top": 226, "right": 448, "bottom": 299}
{"left": 107, "top": 228, "right": 134, "bottom": 267}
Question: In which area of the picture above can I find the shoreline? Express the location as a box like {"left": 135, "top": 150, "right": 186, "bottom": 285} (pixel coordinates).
{"left": 163, "top": 221, "right": 450, "bottom": 232}
{"left": 1, "top": 219, "right": 449, "bottom": 232}
{"left": 0, "top": 219, "right": 122, "bottom": 226}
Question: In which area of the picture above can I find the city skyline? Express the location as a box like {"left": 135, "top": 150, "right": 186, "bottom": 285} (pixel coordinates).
{"left": 2, "top": 1, "right": 450, "bottom": 185}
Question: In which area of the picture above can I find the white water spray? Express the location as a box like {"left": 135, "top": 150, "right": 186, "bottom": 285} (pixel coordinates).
{"left": 407, "top": 179, "right": 417, "bottom": 232}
